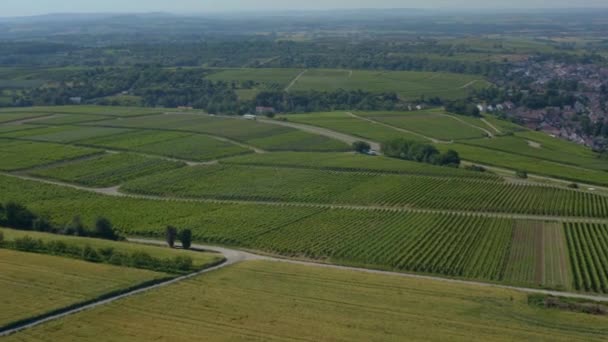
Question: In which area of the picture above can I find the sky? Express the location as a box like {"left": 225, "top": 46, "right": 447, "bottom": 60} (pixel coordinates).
{"left": 3, "top": 0, "right": 608, "bottom": 17}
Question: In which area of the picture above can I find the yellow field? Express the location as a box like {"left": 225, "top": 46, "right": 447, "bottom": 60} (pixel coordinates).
{"left": 0, "top": 249, "right": 167, "bottom": 328}
{"left": 7, "top": 261, "right": 608, "bottom": 341}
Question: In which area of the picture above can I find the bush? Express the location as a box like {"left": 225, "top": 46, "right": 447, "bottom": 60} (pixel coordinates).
{"left": 180, "top": 229, "right": 193, "bottom": 250}
{"left": 383, "top": 138, "right": 460, "bottom": 167}
{"left": 352, "top": 141, "right": 371, "bottom": 153}
{"left": 94, "top": 217, "right": 120, "bottom": 241}
{"left": 13, "top": 236, "right": 44, "bottom": 252}
{"left": 516, "top": 170, "right": 528, "bottom": 179}
{"left": 568, "top": 183, "right": 579, "bottom": 189}
{"left": 4, "top": 202, "right": 37, "bottom": 229}
{"left": 0, "top": 231, "right": 3, "bottom": 244}
{"left": 465, "top": 164, "right": 487, "bottom": 172}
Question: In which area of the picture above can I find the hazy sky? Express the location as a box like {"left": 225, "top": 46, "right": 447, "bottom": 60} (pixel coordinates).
{"left": 4, "top": 0, "right": 608, "bottom": 17}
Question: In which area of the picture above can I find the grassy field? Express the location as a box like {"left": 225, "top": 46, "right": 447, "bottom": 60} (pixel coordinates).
{"left": 29, "top": 152, "right": 186, "bottom": 187}
{"left": 0, "top": 105, "right": 164, "bottom": 117}
{"left": 0, "top": 248, "right": 167, "bottom": 329}
{"left": 0, "top": 228, "right": 224, "bottom": 268}
{"left": 31, "top": 114, "right": 114, "bottom": 125}
{"left": 0, "top": 112, "right": 50, "bottom": 124}
{"left": 0, "top": 125, "right": 132, "bottom": 143}
{"left": 122, "top": 164, "right": 608, "bottom": 217}
{"left": 0, "top": 139, "right": 101, "bottom": 171}
{"left": 6, "top": 261, "right": 608, "bottom": 342}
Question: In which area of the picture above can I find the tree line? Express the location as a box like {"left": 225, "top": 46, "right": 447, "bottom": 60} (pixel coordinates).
{"left": 382, "top": 139, "right": 461, "bottom": 167}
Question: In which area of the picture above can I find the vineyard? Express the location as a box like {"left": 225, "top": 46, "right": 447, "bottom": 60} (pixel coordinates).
{"left": 0, "top": 112, "right": 49, "bottom": 124}
{"left": 29, "top": 153, "right": 186, "bottom": 187}
{"left": 565, "top": 222, "right": 608, "bottom": 293}
{"left": 282, "top": 112, "right": 426, "bottom": 142}
{"left": 31, "top": 114, "right": 113, "bottom": 125}
{"left": 91, "top": 113, "right": 349, "bottom": 151}
{"left": 0, "top": 124, "right": 132, "bottom": 143}
{"left": 0, "top": 139, "right": 102, "bottom": 171}
{"left": 222, "top": 152, "right": 501, "bottom": 180}
{"left": 122, "top": 164, "right": 608, "bottom": 217}
{"left": 81, "top": 130, "right": 253, "bottom": 161}
{"left": 2, "top": 174, "right": 608, "bottom": 292}
{"left": 358, "top": 111, "right": 487, "bottom": 141}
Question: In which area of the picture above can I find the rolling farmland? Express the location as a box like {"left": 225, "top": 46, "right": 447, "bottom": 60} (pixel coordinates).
{"left": 0, "top": 249, "right": 167, "bottom": 329}
{"left": 29, "top": 153, "right": 186, "bottom": 187}
{"left": 6, "top": 261, "right": 607, "bottom": 342}
{"left": 122, "top": 164, "right": 608, "bottom": 217}
{"left": 566, "top": 223, "right": 608, "bottom": 293}
{"left": 0, "top": 139, "right": 101, "bottom": 171}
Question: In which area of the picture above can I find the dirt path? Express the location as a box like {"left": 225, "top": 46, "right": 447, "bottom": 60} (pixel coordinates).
{"left": 3, "top": 172, "right": 607, "bottom": 224}
{"left": 438, "top": 113, "right": 495, "bottom": 138}
{"left": 284, "top": 69, "right": 308, "bottom": 92}
{"left": 347, "top": 112, "right": 448, "bottom": 144}
{"left": 131, "top": 239, "right": 608, "bottom": 304}
{"left": 481, "top": 118, "right": 502, "bottom": 134}
{"left": 259, "top": 117, "right": 381, "bottom": 151}
{"left": 459, "top": 80, "right": 479, "bottom": 89}
{"left": 0, "top": 114, "right": 62, "bottom": 126}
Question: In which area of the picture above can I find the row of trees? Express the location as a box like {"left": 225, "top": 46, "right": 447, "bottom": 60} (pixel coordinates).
{"left": 382, "top": 139, "right": 461, "bottom": 167}
{"left": 165, "top": 226, "right": 193, "bottom": 250}
{"left": 0, "top": 202, "right": 120, "bottom": 241}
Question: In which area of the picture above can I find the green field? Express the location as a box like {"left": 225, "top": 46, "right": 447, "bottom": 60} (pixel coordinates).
{"left": 0, "top": 139, "right": 101, "bottom": 171}
{"left": 0, "top": 112, "right": 50, "bottom": 124}
{"left": 0, "top": 228, "right": 224, "bottom": 269}
{"left": 0, "top": 125, "right": 132, "bottom": 143}
{"left": 358, "top": 110, "right": 489, "bottom": 141}
{"left": 31, "top": 114, "right": 113, "bottom": 125}
{"left": 565, "top": 223, "right": 608, "bottom": 293}
{"left": 6, "top": 261, "right": 607, "bottom": 342}
{"left": 0, "top": 105, "right": 163, "bottom": 117}
{"left": 29, "top": 152, "right": 186, "bottom": 187}
{"left": 81, "top": 130, "right": 254, "bottom": 161}
{"left": 1, "top": 174, "right": 607, "bottom": 292}
{"left": 0, "top": 248, "right": 167, "bottom": 329}
{"left": 222, "top": 152, "right": 500, "bottom": 180}
{"left": 122, "top": 164, "right": 608, "bottom": 217}
{"left": 90, "top": 113, "right": 350, "bottom": 152}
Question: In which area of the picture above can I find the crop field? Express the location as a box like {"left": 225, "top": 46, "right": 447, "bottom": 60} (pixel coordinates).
{"left": 0, "top": 125, "right": 133, "bottom": 143}
{"left": 222, "top": 152, "right": 501, "bottom": 180}
{"left": 482, "top": 115, "right": 527, "bottom": 134}
{"left": 0, "top": 105, "right": 163, "bottom": 117}
{"left": 81, "top": 130, "right": 254, "bottom": 161}
{"left": 122, "top": 164, "right": 608, "bottom": 217}
{"left": 565, "top": 223, "right": 608, "bottom": 293}
{"left": 0, "top": 139, "right": 101, "bottom": 171}
{"left": 282, "top": 111, "right": 428, "bottom": 142}
{"left": 0, "top": 228, "right": 223, "bottom": 268}
{"left": 358, "top": 111, "right": 488, "bottom": 141}
{"left": 3, "top": 174, "right": 608, "bottom": 292}
{"left": 207, "top": 68, "right": 303, "bottom": 94}
{"left": 29, "top": 153, "right": 186, "bottom": 187}
{"left": 288, "top": 69, "right": 488, "bottom": 100}
{"left": 463, "top": 133, "right": 608, "bottom": 171}
{"left": 90, "top": 113, "right": 350, "bottom": 151}
{"left": 30, "top": 114, "right": 113, "bottom": 125}
{"left": 503, "top": 221, "right": 571, "bottom": 289}
{"left": 0, "top": 112, "right": 50, "bottom": 124}
{"left": 442, "top": 143, "right": 608, "bottom": 186}
{"left": 7, "top": 261, "right": 608, "bottom": 342}
{"left": 0, "top": 249, "right": 167, "bottom": 329}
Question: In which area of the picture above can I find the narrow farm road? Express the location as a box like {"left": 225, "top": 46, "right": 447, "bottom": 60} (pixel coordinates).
{"left": 132, "top": 238, "right": 608, "bottom": 304}
{"left": 346, "top": 112, "right": 447, "bottom": 144}
{"left": 480, "top": 118, "right": 503, "bottom": 134}
{"left": 284, "top": 69, "right": 308, "bottom": 92}
{"left": 258, "top": 117, "right": 381, "bottom": 151}
{"left": 0, "top": 254, "right": 233, "bottom": 337}
{"left": 3, "top": 172, "right": 608, "bottom": 224}
{"left": 459, "top": 80, "right": 479, "bottom": 89}
{"left": 438, "top": 113, "right": 495, "bottom": 138}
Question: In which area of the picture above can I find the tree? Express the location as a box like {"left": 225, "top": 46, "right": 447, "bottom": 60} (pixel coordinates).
{"left": 166, "top": 226, "right": 178, "bottom": 248}
{"left": 179, "top": 229, "right": 193, "bottom": 250}
{"left": 352, "top": 141, "right": 371, "bottom": 153}
{"left": 94, "top": 217, "right": 120, "bottom": 241}
{"left": 4, "top": 202, "right": 36, "bottom": 229}
{"left": 64, "top": 216, "right": 87, "bottom": 236}
{"left": 438, "top": 150, "right": 461, "bottom": 167}
{"left": 32, "top": 216, "right": 52, "bottom": 232}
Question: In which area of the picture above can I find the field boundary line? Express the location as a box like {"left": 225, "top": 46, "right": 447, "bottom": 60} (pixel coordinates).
{"left": 284, "top": 69, "right": 308, "bottom": 92}
{"left": 438, "top": 113, "right": 495, "bottom": 137}
{"left": 347, "top": 112, "right": 447, "bottom": 144}
{"left": 0, "top": 257, "right": 229, "bottom": 337}
{"left": 3, "top": 172, "right": 608, "bottom": 224}
{"left": 480, "top": 118, "right": 502, "bottom": 134}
